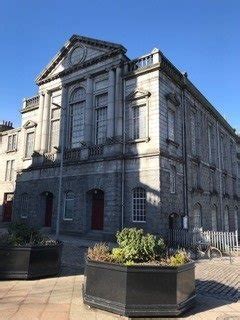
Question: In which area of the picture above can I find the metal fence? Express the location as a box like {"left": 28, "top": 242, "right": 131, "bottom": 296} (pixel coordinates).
{"left": 168, "top": 228, "right": 239, "bottom": 253}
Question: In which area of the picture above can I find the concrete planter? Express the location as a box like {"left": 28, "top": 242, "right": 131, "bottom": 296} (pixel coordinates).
{"left": 83, "top": 259, "right": 196, "bottom": 317}
{"left": 0, "top": 242, "right": 63, "bottom": 279}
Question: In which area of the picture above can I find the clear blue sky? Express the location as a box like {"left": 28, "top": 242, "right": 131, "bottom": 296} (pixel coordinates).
{"left": 0, "top": 0, "right": 239, "bottom": 131}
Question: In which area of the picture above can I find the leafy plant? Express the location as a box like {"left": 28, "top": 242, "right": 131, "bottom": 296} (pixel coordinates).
{"left": 0, "top": 222, "right": 57, "bottom": 246}
{"left": 87, "top": 243, "right": 112, "bottom": 262}
{"left": 112, "top": 228, "right": 165, "bottom": 264}
{"left": 168, "top": 250, "right": 190, "bottom": 267}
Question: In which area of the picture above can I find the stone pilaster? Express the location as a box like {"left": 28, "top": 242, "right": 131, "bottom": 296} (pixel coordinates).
{"left": 59, "top": 85, "right": 68, "bottom": 149}
{"left": 115, "top": 66, "right": 123, "bottom": 137}
{"left": 107, "top": 69, "right": 115, "bottom": 138}
{"left": 40, "top": 90, "right": 51, "bottom": 153}
{"left": 85, "top": 77, "right": 93, "bottom": 144}
{"left": 34, "top": 92, "right": 44, "bottom": 152}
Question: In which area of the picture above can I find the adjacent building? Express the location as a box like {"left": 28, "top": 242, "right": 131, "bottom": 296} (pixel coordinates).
{"left": 0, "top": 35, "right": 239, "bottom": 239}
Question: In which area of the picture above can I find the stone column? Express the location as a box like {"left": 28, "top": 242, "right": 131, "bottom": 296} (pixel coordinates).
{"left": 59, "top": 85, "right": 68, "bottom": 149}
{"left": 85, "top": 77, "right": 93, "bottom": 144}
{"left": 34, "top": 92, "right": 44, "bottom": 152}
{"left": 40, "top": 90, "right": 51, "bottom": 153}
{"left": 107, "top": 69, "right": 115, "bottom": 138}
{"left": 115, "top": 66, "right": 123, "bottom": 137}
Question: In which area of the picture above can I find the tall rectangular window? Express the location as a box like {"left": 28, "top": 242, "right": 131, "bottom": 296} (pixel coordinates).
{"left": 220, "top": 134, "right": 224, "bottom": 170}
{"left": 25, "top": 132, "right": 34, "bottom": 158}
{"left": 170, "top": 165, "right": 176, "bottom": 193}
{"left": 5, "top": 160, "right": 15, "bottom": 181}
{"left": 132, "top": 187, "right": 146, "bottom": 222}
{"left": 7, "top": 134, "right": 17, "bottom": 151}
{"left": 209, "top": 169, "right": 215, "bottom": 192}
{"left": 49, "top": 108, "right": 60, "bottom": 152}
{"left": 167, "top": 109, "right": 175, "bottom": 141}
{"left": 190, "top": 112, "right": 196, "bottom": 155}
{"left": 132, "top": 104, "right": 146, "bottom": 139}
{"left": 95, "top": 93, "right": 108, "bottom": 145}
{"left": 208, "top": 124, "right": 213, "bottom": 163}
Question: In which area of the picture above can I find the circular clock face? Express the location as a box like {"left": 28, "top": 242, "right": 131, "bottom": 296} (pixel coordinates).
{"left": 70, "top": 45, "right": 86, "bottom": 65}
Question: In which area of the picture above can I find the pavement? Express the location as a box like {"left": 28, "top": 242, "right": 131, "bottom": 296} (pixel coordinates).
{"left": 0, "top": 233, "right": 239, "bottom": 320}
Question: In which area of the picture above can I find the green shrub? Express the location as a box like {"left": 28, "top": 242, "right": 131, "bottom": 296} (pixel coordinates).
{"left": 0, "top": 222, "right": 56, "bottom": 246}
{"left": 168, "top": 250, "right": 190, "bottom": 267}
{"left": 111, "top": 228, "right": 165, "bottom": 263}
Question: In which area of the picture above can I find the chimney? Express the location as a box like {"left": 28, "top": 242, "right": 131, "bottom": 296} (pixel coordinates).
{"left": 0, "top": 120, "right": 14, "bottom": 132}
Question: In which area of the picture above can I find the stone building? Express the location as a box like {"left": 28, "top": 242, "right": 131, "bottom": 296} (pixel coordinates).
{"left": 0, "top": 35, "right": 239, "bottom": 239}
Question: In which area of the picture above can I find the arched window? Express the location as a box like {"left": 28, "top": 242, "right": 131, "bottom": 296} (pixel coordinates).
{"left": 224, "top": 206, "right": 229, "bottom": 231}
{"left": 20, "top": 193, "right": 29, "bottom": 218}
{"left": 69, "top": 87, "right": 86, "bottom": 148}
{"left": 211, "top": 205, "right": 218, "bottom": 231}
{"left": 63, "top": 191, "right": 75, "bottom": 220}
{"left": 132, "top": 187, "right": 146, "bottom": 222}
{"left": 234, "top": 207, "right": 238, "bottom": 232}
{"left": 193, "top": 203, "right": 202, "bottom": 229}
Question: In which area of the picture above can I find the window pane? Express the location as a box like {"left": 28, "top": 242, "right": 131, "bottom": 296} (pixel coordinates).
{"left": 70, "top": 101, "right": 85, "bottom": 148}
{"left": 132, "top": 105, "right": 146, "bottom": 139}
{"left": 168, "top": 109, "right": 175, "bottom": 140}
{"left": 96, "top": 107, "right": 107, "bottom": 145}
{"left": 190, "top": 112, "right": 196, "bottom": 154}
{"left": 50, "top": 119, "right": 60, "bottom": 151}
{"left": 132, "top": 188, "right": 146, "bottom": 222}
{"left": 25, "top": 132, "right": 34, "bottom": 158}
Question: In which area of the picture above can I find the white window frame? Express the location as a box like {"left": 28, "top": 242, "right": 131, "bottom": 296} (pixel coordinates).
{"left": 25, "top": 131, "right": 35, "bottom": 158}
{"left": 7, "top": 134, "right": 17, "bottom": 152}
{"left": 131, "top": 103, "right": 147, "bottom": 140}
{"left": 132, "top": 187, "right": 146, "bottom": 223}
{"left": 63, "top": 191, "right": 75, "bottom": 221}
{"left": 5, "top": 160, "right": 15, "bottom": 181}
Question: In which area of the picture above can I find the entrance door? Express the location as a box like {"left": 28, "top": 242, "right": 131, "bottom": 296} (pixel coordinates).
{"left": 3, "top": 193, "right": 14, "bottom": 222}
{"left": 91, "top": 190, "right": 104, "bottom": 230}
{"left": 45, "top": 193, "right": 53, "bottom": 227}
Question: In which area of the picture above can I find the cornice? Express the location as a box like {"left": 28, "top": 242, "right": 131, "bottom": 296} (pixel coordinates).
{"left": 160, "top": 54, "right": 239, "bottom": 140}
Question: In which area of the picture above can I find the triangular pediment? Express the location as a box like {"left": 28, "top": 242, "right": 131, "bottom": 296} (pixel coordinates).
{"left": 126, "top": 89, "right": 151, "bottom": 101}
{"left": 23, "top": 120, "right": 37, "bottom": 129}
{"left": 36, "top": 35, "right": 127, "bottom": 84}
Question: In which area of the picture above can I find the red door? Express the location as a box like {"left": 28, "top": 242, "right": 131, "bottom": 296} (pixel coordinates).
{"left": 3, "top": 193, "right": 14, "bottom": 222}
{"left": 91, "top": 190, "right": 104, "bottom": 230}
{"left": 45, "top": 193, "right": 53, "bottom": 227}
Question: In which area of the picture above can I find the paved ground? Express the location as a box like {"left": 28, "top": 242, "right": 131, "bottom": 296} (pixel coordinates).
{"left": 0, "top": 233, "right": 239, "bottom": 319}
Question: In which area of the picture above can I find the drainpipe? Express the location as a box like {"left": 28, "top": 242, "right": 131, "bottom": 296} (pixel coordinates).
{"left": 182, "top": 74, "right": 189, "bottom": 229}
{"left": 216, "top": 121, "right": 223, "bottom": 230}
{"left": 121, "top": 68, "right": 126, "bottom": 230}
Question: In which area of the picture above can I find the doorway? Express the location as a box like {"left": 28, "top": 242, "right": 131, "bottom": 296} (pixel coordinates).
{"left": 44, "top": 193, "right": 53, "bottom": 227}
{"left": 3, "top": 193, "right": 14, "bottom": 222}
{"left": 91, "top": 189, "right": 104, "bottom": 230}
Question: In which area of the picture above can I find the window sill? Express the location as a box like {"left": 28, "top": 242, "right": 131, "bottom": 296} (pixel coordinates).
{"left": 166, "top": 138, "right": 179, "bottom": 148}
{"left": 6, "top": 149, "right": 18, "bottom": 153}
{"left": 63, "top": 218, "right": 73, "bottom": 222}
{"left": 132, "top": 221, "right": 146, "bottom": 223}
{"left": 128, "top": 137, "right": 150, "bottom": 144}
{"left": 23, "top": 157, "right": 32, "bottom": 161}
